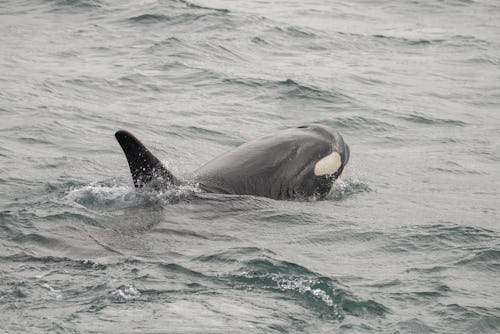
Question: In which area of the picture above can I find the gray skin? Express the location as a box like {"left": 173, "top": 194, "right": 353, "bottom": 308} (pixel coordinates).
{"left": 115, "top": 125, "right": 349, "bottom": 200}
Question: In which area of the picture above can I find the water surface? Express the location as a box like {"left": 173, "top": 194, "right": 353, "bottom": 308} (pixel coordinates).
{"left": 1, "top": 0, "right": 499, "bottom": 332}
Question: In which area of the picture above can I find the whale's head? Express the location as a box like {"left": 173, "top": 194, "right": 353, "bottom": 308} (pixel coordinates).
{"left": 293, "top": 124, "right": 350, "bottom": 197}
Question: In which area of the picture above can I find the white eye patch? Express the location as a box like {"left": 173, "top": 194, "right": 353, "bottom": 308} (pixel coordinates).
{"left": 314, "top": 152, "right": 342, "bottom": 176}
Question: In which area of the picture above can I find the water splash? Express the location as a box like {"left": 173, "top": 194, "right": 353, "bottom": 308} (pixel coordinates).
{"left": 65, "top": 182, "right": 134, "bottom": 208}
{"left": 328, "top": 177, "right": 371, "bottom": 201}
{"left": 64, "top": 181, "right": 201, "bottom": 208}
{"left": 111, "top": 285, "right": 141, "bottom": 300}
{"left": 139, "top": 183, "right": 202, "bottom": 205}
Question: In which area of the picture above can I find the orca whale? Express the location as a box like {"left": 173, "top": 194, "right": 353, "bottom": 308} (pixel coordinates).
{"left": 115, "top": 125, "right": 349, "bottom": 200}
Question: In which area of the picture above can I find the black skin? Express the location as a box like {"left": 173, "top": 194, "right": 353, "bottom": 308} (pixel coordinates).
{"left": 115, "top": 125, "right": 349, "bottom": 200}
{"left": 115, "top": 130, "right": 180, "bottom": 189}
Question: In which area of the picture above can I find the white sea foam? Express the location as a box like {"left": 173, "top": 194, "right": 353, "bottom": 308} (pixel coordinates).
{"left": 65, "top": 181, "right": 201, "bottom": 207}
{"left": 65, "top": 183, "right": 132, "bottom": 202}
{"left": 272, "top": 275, "right": 335, "bottom": 307}
{"left": 112, "top": 285, "right": 141, "bottom": 300}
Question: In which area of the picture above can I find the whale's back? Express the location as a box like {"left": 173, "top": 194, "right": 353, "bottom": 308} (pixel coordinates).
{"left": 193, "top": 126, "right": 340, "bottom": 199}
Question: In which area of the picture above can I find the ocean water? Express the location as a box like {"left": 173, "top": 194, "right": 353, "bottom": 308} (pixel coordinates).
{"left": 1, "top": 0, "right": 499, "bottom": 332}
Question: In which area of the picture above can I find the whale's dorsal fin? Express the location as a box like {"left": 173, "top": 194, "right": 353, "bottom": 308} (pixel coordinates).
{"left": 115, "top": 130, "right": 180, "bottom": 188}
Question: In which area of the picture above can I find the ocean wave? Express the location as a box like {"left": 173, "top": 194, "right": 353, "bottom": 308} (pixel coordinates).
{"left": 399, "top": 113, "right": 466, "bottom": 127}
{"left": 278, "top": 79, "right": 338, "bottom": 101}
{"left": 198, "top": 250, "right": 390, "bottom": 320}
{"left": 1, "top": 252, "right": 107, "bottom": 270}
{"left": 194, "top": 246, "right": 275, "bottom": 264}
{"left": 385, "top": 224, "right": 498, "bottom": 253}
{"left": 160, "top": 262, "right": 209, "bottom": 278}
{"left": 467, "top": 315, "right": 500, "bottom": 333}
{"left": 428, "top": 162, "right": 484, "bottom": 175}
{"left": 465, "top": 56, "right": 500, "bottom": 66}
{"left": 127, "top": 13, "right": 209, "bottom": 25}
{"left": 396, "top": 319, "right": 437, "bottom": 333}
{"left": 175, "top": 0, "right": 229, "bottom": 13}
{"left": 45, "top": 0, "right": 102, "bottom": 10}
{"left": 446, "top": 34, "right": 491, "bottom": 48}
{"left": 372, "top": 34, "right": 445, "bottom": 46}
{"left": 321, "top": 116, "right": 397, "bottom": 132}
{"left": 271, "top": 25, "right": 317, "bottom": 38}
{"left": 122, "top": 0, "right": 230, "bottom": 28}
{"left": 233, "top": 271, "right": 387, "bottom": 320}
{"left": 221, "top": 77, "right": 344, "bottom": 103}
{"left": 455, "top": 249, "right": 500, "bottom": 271}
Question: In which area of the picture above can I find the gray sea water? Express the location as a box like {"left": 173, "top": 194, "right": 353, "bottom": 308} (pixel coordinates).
{"left": 1, "top": 0, "right": 500, "bottom": 332}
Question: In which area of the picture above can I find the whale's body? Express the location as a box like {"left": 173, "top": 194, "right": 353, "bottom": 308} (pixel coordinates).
{"left": 115, "top": 125, "right": 349, "bottom": 200}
